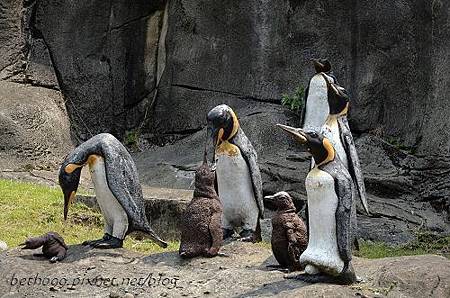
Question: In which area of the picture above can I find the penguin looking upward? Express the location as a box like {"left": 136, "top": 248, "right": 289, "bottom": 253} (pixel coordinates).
{"left": 301, "top": 59, "right": 337, "bottom": 132}
{"left": 265, "top": 191, "right": 307, "bottom": 272}
{"left": 320, "top": 76, "right": 369, "bottom": 214}
{"left": 206, "top": 104, "right": 264, "bottom": 242}
{"left": 277, "top": 125, "right": 357, "bottom": 284}
{"left": 179, "top": 152, "right": 223, "bottom": 258}
{"left": 301, "top": 59, "right": 369, "bottom": 215}
{"left": 59, "top": 133, "right": 167, "bottom": 249}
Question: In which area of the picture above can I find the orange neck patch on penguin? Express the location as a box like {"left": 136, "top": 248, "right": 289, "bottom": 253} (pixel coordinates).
{"left": 216, "top": 141, "right": 239, "bottom": 157}
{"left": 87, "top": 154, "right": 101, "bottom": 167}
{"left": 317, "top": 138, "right": 335, "bottom": 166}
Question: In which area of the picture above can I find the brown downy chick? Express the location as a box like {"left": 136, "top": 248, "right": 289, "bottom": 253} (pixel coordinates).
{"left": 265, "top": 192, "right": 308, "bottom": 271}
{"left": 21, "top": 232, "right": 68, "bottom": 263}
{"left": 179, "top": 157, "right": 223, "bottom": 258}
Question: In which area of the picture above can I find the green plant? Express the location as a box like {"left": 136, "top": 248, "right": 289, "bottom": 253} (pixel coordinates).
{"left": 356, "top": 232, "right": 450, "bottom": 259}
{"left": 385, "top": 136, "right": 414, "bottom": 153}
{"left": 124, "top": 130, "right": 139, "bottom": 148}
{"left": 281, "top": 86, "right": 305, "bottom": 113}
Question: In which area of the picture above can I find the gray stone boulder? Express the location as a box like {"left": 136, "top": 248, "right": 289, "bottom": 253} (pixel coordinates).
{"left": 0, "top": 81, "right": 72, "bottom": 171}
{"left": 0, "top": 241, "right": 7, "bottom": 251}
{"left": 1, "top": 242, "right": 449, "bottom": 297}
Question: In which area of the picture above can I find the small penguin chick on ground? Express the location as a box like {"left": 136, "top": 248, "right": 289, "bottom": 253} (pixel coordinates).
{"left": 265, "top": 192, "right": 308, "bottom": 272}
{"left": 21, "top": 232, "right": 68, "bottom": 263}
{"left": 179, "top": 156, "right": 223, "bottom": 258}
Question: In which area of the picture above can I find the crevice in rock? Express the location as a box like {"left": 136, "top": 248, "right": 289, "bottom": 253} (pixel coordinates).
{"left": 172, "top": 83, "right": 280, "bottom": 103}
{"left": 161, "top": 127, "right": 204, "bottom": 136}
{"left": 110, "top": 13, "right": 157, "bottom": 32}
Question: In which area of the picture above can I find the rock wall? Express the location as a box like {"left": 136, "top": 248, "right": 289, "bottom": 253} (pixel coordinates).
{"left": 0, "top": 0, "right": 449, "bottom": 243}
{"left": 151, "top": 0, "right": 450, "bottom": 157}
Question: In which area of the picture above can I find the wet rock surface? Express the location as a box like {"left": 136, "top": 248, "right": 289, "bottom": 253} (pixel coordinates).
{"left": 0, "top": 242, "right": 449, "bottom": 297}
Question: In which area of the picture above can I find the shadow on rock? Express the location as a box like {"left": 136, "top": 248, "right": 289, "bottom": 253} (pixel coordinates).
{"left": 232, "top": 279, "right": 307, "bottom": 298}
{"left": 142, "top": 251, "right": 204, "bottom": 268}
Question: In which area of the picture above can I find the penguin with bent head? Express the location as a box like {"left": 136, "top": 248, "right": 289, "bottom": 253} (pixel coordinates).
{"left": 206, "top": 104, "right": 264, "bottom": 242}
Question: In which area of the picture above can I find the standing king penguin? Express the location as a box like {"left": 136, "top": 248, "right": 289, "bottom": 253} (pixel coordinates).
{"left": 206, "top": 104, "right": 264, "bottom": 242}
{"left": 277, "top": 125, "right": 357, "bottom": 284}
{"left": 302, "top": 59, "right": 369, "bottom": 214}
{"left": 59, "top": 133, "right": 167, "bottom": 249}
{"left": 301, "top": 59, "right": 337, "bottom": 132}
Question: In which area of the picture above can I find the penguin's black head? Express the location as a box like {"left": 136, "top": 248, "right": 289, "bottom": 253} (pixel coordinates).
{"left": 206, "top": 104, "right": 239, "bottom": 164}
{"left": 264, "top": 191, "right": 296, "bottom": 212}
{"left": 312, "top": 58, "right": 331, "bottom": 73}
{"left": 277, "top": 124, "right": 335, "bottom": 166}
{"left": 322, "top": 73, "right": 349, "bottom": 115}
{"left": 59, "top": 159, "right": 83, "bottom": 221}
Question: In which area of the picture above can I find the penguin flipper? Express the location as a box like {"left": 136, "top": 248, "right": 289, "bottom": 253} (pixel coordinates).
{"left": 300, "top": 83, "right": 310, "bottom": 127}
{"left": 101, "top": 139, "right": 166, "bottom": 247}
{"left": 207, "top": 203, "right": 223, "bottom": 256}
{"left": 21, "top": 234, "right": 49, "bottom": 249}
{"left": 232, "top": 129, "right": 265, "bottom": 219}
{"left": 332, "top": 164, "right": 354, "bottom": 265}
{"left": 285, "top": 227, "right": 302, "bottom": 270}
{"left": 338, "top": 117, "right": 369, "bottom": 215}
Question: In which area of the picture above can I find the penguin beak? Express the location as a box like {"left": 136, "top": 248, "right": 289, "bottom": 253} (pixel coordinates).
{"left": 206, "top": 126, "right": 219, "bottom": 170}
{"left": 276, "top": 124, "right": 307, "bottom": 144}
{"left": 264, "top": 194, "right": 277, "bottom": 201}
{"left": 146, "top": 230, "right": 168, "bottom": 248}
{"left": 321, "top": 73, "right": 342, "bottom": 96}
{"left": 63, "top": 190, "right": 76, "bottom": 221}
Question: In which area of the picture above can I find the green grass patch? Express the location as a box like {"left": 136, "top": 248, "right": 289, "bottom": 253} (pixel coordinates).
{"left": 357, "top": 233, "right": 450, "bottom": 259}
{"left": 0, "top": 179, "right": 177, "bottom": 253}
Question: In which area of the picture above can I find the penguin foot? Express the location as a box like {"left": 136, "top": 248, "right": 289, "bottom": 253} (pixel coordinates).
{"left": 238, "top": 229, "right": 256, "bottom": 242}
{"left": 83, "top": 234, "right": 123, "bottom": 249}
{"left": 49, "top": 256, "right": 64, "bottom": 263}
{"left": 266, "top": 265, "right": 289, "bottom": 273}
{"left": 223, "top": 228, "right": 234, "bottom": 240}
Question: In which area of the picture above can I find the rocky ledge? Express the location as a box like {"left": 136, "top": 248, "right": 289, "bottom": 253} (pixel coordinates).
{"left": 0, "top": 242, "right": 449, "bottom": 298}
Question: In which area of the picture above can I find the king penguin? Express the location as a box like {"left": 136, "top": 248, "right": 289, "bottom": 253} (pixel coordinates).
{"left": 277, "top": 125, "right": 357, "bottom": 284}
{"left": 206, "top": 104, "right": 264, "bottom": 242}
{"left": 301, "top": 59, "right": 337, "bottom": 132}
{"left": 301, "top": 59, "right": 369, "bottom": 215}
{"left": 59, "top": 133, "right": 168, "bottom": 249}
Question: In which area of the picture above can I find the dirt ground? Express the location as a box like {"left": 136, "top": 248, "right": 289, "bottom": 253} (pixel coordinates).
{"left": 0, "top": 241, "right": 449, "bottom": 298}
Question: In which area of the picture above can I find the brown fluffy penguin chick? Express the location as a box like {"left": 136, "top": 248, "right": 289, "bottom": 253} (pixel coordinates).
{"left": 179, "top": 162, "right": 223, "bottom": 258}
{"left": 266, "top": 192, "right": 308, "bottom": 271}
{"left": 21, "top": 232, "right": 68, "bottom": 263}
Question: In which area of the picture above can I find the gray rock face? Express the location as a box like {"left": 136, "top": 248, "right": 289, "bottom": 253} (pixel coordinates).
{"left": 149, "top": 0, "right": 450, "bottom": 157}
{"left": 0, "top": 81, "right": 72, "bottom": 171}
{"left": 0, "top": 0, "right": 449, "bottom": 244}
{"left": 1, "top": 243, "right": 449, "bottom": 297}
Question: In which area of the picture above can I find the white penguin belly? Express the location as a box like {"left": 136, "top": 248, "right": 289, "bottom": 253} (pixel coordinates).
{"left": 300, "top": 167, "right": 344, "bottom": 275}
{"left": 303, "top": 74, "right": 330, "bottom": 132}
{"left": 216, "top": 152, "right": 258, "bottom": 230}
{"left": 321, "top": 118, "right": 348, "bottom": 168}
{"left": 88, "top": 156, "right": 129, "bottom": 239}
